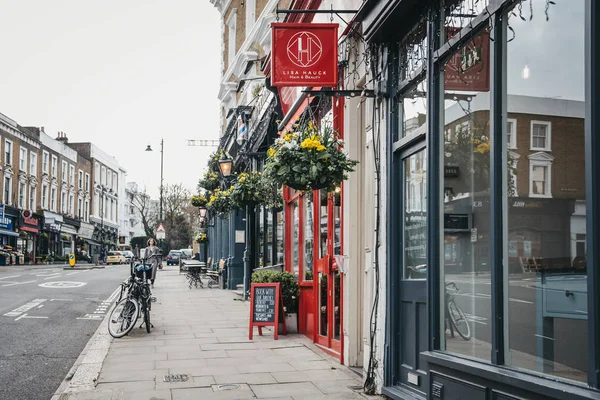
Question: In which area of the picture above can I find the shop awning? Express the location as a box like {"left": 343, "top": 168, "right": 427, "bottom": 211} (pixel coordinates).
{"left": 20, "top": 226, "right": 38, "bottom": 233}
{"left": 61, "top": 225, "right": 78, "bottom": 235}
{"left": 0, "top": 229, "right": 19, "bottom": 237}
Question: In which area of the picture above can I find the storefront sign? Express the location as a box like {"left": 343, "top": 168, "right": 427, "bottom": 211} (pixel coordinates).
{"left": 445, "top": 28, "right": 490, "bottom": 92}
{"left": 0, "top": 216, "right": 14, "bottom": 230}
{"left": 249, "top": 283, "right": 286, "bottom": 340}
{"left": 444, "top": 213, "right": 470, "bottom": 231}
{"left": 78, "top": 222, "right": 95, "bottom": 239}
{"left": 444, "top": 166, "right": 459, "bottom": 177}
{"left": 271, "top": 23, "right": 338, "bottom": 87}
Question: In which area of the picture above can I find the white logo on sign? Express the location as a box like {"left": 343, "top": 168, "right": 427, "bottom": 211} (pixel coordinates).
{"left": 39, "top": 281, "right": 87, "bottom": 289}
{"left": 287, "top": 31, "right": 322, "bottom": 68}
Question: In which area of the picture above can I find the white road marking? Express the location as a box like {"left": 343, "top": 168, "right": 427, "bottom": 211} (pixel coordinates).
{"left": 535, "top": 334, "right": 555, "bottom": 341}
{"left": 14, "top": 313, "right": 28, "bottom": 321}
{"left": 37, "top": 304, "right": 44, "bottom": 309}
{"left": 44, "top": 274, "right": 63, "bottom": 280}
{"left": 2, "top": 280, "right": 36, "bottom": 287}
{"left": 38, "top": 281, "right": 87, "bottom": 288}
{"left": 77, "top": 314, "right": 103, "bottom": 320}
{"left": 66, "top": 271, "right": 80, "bottom": 276}
{"left": 50, "top": 299, "right": 73, "bottom": 302}
{"left": 77, "top": 287, "right": 121, "bottom": 321}
{"left": 4, "top": 299, "right": 47, "bottom": 317}
{"left": 0, "top": 275, "right": 21, "bottom": 280}
{"left": 20, "top": 315, "right": 48, "bottom": 319}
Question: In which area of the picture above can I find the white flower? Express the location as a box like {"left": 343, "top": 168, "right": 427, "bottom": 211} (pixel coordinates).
{"left": 275, "top": 138, "right": 285, "bottom": 145}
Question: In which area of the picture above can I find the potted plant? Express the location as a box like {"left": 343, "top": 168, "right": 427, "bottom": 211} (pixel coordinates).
{"left": 230, "top": 171, "right": 267, "bottom": 207}
{"left": 198, "top": 171, "right": 220, "bottom": 192}
{"left": 190, "top": 194, "right": 209, "bottom": 208}
{"left": 264, "top": 118, "right": 358, "bottom": 192}
{"left": 207, "top": 188, "right": 236, "bottom": 215}
{"left": 251, "top": 270, "right": 299, "bottom": 333}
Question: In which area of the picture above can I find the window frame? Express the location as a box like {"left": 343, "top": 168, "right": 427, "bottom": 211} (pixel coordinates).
{"left": 507, "top": 118, "right": 517, "bottom": 149}
{"left": 3, "top": 176, "right": 11, "bottom": 205}
{"left": 528, "top": 160, "right": 552, "bottom": 198}
{"left": 4, "top": 139, "right": 12, "bottom": 166}
{"left": 530, "top": 120, "right": 552, "bottom": 151}
{"left": 51, "top": 155, "right": 58, "bottom": 177}
{"left": 61, "top": 160, "right": 68, "bottom": 182}
{"left": 29, "top": 185, "right": 36, "bottom": 211}
{"left": 42, "top": 151, "right": 49, "bottom": 174}
{"left": 50, "top": 186, "right": 57, "bottom": 212}
{"left": 19, "top": 147, "right": 27, "bottom": 172}
{"left": 30, "top": 152, "right": 37, "bottom": 176}
{"left": 42, "top": 184, "right": 48, "bottom": 210}
{"left": 18, "top": 181, "right": 25, "bottom": 208}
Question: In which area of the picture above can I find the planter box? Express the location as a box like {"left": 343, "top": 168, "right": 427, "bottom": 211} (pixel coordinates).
{"left": 284, "top": 313, "right": 298, "bottom": 333}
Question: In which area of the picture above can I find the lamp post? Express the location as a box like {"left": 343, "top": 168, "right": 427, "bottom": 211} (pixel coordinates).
{"left": 96, "top": 184, "right": 108, "bottom": 264}
{"left": 145, "top": 139, "right": 164, "bottom": 222}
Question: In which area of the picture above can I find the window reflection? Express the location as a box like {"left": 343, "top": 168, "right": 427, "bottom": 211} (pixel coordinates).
{"left": 276, "top": 210, "right": 284, "bottom": 265}
{"left": 506, "top": 0, "right": 587, "bottom": 383}
{"left": 320, "top": 190, "right": 329, "bottom": 257}
{"left": 304, "top": 195, "right": 314, "bottom": 281}
{"left": 292, "top": 200, "right": 299, "bottom": 277}
{"left": 404, "top": 150, "right": 427, "bottom": 280}
{"left": 442, "top": 25, "right": 491, "bottom": 359}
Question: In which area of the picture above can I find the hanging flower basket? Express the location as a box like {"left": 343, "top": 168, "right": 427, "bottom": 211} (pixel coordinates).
{"left": 230, "top": 171, "right": 268, "bottom": 208}
{"left": 264, "top": 119, "right": 358, "bottom": 192}
{"left": 198, "top": 171, "right": 220, "bottom": 192}
{"left": 207, "top": 188, "right": 235, "bottom": 215}
{"left": 190, "top": 194, "right": 208, "bottom": 208}
{"left": 194, "top": 232, "right": 208, "bottom": 243}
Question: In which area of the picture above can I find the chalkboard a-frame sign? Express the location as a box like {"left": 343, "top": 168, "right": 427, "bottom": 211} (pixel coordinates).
{"left": 249, "top": 283, "right": 287, "bottom": 340}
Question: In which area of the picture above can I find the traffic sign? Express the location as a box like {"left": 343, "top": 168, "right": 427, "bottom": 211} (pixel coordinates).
{"left": 155, "top": 223, "right": 166, "bottom": 233}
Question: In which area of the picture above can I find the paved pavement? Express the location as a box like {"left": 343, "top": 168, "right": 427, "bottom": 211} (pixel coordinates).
{"left": 52, "top": 264, "right": 375, "bottom": 400}
{"left": 0, "top": 263, "right": 128, "bottom": 400}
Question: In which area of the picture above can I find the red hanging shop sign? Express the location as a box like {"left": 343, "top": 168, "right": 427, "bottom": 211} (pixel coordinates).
{"left": 271, "top": 23, "right": 338, "bottom": 87}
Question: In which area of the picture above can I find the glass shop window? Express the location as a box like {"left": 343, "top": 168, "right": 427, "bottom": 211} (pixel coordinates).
{"left": 505, "top": 0, "right": 587, "bottom": 383}
{"left": 441, "top": 24, "right": 491, "bottom": 359}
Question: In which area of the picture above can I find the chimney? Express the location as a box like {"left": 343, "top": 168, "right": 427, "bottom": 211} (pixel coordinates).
{"left": 56, "top": 131, "right": 69, "bottom": 143}
{"left": 40, "top": 126, "right": 45, "bottom": 133}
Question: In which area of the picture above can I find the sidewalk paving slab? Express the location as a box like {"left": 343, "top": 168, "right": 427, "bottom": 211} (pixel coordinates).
{"left": 53, "top": 265, "right": 384, "bottom": 400}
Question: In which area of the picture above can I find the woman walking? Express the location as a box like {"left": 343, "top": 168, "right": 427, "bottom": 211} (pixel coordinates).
{"left": 145, "top": 238, "right": 162, "bottom": 288}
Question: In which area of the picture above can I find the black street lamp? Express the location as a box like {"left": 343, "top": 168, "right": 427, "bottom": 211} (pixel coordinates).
{"left": 96, "top": 184, "right": 110, "bottom": 264}
{"left": 199, "top": 206, "right": 208, "bottom": 219}
{"left": 218, "top": 155, "right": 233, "bottom": 179}
{"left": 145, "top": 139, "right": 164, "bottom": 222}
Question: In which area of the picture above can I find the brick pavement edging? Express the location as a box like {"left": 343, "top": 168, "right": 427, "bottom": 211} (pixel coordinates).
{"left": 51, "top": 265, "right": 384, "bottom": 400}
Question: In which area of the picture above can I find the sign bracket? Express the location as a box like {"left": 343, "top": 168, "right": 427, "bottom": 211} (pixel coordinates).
{"left": 302, "top": 89, "right": 375, "bottom": 98}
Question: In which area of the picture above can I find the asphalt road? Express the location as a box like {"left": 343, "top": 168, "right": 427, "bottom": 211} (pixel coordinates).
{"left": 448, "top": 274, "right": 587, "bottom": 374}
{"left": 0, "top": 263, "right": 128, "bottom": 400}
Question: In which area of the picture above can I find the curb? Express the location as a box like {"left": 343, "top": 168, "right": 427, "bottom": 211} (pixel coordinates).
{"left": 51, "top": 288, "right": 120, "bottom": 400}
{"left": 63, "top": 267, "right": 94, "bottom": 270}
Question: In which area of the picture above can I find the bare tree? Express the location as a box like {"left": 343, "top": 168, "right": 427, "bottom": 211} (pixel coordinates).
{"left": 131, "top": 187, "right": 158, "bottom": 238}
{"left": 163, "top": 183, "right": 193, "bottom": 249}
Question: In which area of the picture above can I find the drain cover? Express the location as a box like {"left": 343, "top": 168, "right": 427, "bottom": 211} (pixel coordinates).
{"left": 217, "top": 384, "right": 241, "bottom": 391}
{"left": 163, "top": 374, "right": 189, "bottom": 383}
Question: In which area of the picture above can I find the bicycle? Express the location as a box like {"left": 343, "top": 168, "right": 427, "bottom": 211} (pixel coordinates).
{"left": 108, "top": 255, "right": 157, "bottom": 338}
{"left": 445, "top": 282, "right": 471, "bottom": 340}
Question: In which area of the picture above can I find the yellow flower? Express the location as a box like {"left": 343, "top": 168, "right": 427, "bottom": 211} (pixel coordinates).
{"left": 267, "top": 148, "right": 276, "bottom": 157}
{"left": 316, "top": 145, "right": 326, "bottom": 151}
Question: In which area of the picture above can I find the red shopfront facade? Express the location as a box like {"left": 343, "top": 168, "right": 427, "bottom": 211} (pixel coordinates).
{"left": 281, "top": 95, "right": 346, "bottom": 362}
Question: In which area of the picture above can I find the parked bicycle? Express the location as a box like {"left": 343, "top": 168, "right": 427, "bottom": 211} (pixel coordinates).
{"left": 445, "top": 282, "right": 471, "bottom": 341}
{"left": 108, "top": 254, "right": 157, "bottom": 338}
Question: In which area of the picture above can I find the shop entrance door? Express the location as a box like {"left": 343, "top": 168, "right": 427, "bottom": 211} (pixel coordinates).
{"left": 315, "top": 190, "right": 342, "bottom": 357}
{"left": 396, "top": 144, "right": 428, "bottom": 394}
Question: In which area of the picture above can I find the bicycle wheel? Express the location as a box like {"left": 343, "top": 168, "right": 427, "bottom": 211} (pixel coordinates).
{"left": 448, "top": 300, "right": 471, "bottom": 340}
{"left": 108, "top": 297, "right": 139, "bottom": 338}
{"left": 144, "top": 303, "right": 151, "bottom": 333}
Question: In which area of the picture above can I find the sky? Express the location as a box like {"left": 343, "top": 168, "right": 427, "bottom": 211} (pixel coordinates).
{"left": 0, "top": 0, "right": 221, "bottom": 200}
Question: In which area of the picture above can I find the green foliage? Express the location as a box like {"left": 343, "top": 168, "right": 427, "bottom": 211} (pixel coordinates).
{"left": 130, "top": 236, "right": 149, "bottom": 250}
{"left": 264, "top": 120, "right": 358, "bottom": 192}
{"left": 190, "top": 194, "right": 208, "bottom": 208}
{"left": 198, "top": 170, "right": 220, "bottom": 192}
{"left": 207, "top": 188, "right": 236, "bottom": 215}
{"left": 230, "top": 171, "right": 267, "bottom": 207}
{"left": 251, "top": 270, "right": 299, "bottom": 314}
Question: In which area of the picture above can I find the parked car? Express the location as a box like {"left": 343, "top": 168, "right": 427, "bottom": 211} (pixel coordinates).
{"left": 121, "top": 250, "right": 134, "bottom": 263}
{"left": 179, "top": 248, "right": 193, "bottom": 261}
{"left": 106, "top": 251, "right": 126, "bottom": 265}
{"left": 166, "top": 250, "right": 182, "bottom": 266}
